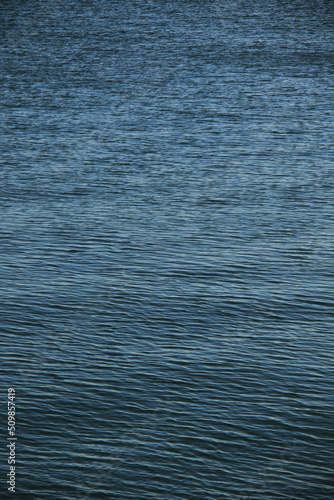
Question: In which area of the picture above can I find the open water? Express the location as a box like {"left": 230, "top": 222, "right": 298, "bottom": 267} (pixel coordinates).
{"left": 1, "top": 0, "right": 334, "bottom": 498}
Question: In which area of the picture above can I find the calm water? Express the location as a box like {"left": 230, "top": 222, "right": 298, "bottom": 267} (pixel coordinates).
{"left": 1, "top": 0, "right": 334, "bottom": 498}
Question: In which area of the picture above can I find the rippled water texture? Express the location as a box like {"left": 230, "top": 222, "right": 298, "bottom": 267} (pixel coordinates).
{"left": 1, "top": 0, "right": 334, "bottom": 498}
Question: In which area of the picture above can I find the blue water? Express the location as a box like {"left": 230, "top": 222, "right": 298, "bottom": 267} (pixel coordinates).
{"left": 1, "top": 0, "right": 334, "bottom": 498}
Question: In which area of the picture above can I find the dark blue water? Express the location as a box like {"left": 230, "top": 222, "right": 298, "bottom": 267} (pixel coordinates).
{"left": 1, "top": 0, "right": 334, "bottom": 498}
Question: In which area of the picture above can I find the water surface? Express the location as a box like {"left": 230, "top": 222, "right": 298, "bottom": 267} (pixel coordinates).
{"left": 1, "top": 0, "right": 334, "bottom": 498}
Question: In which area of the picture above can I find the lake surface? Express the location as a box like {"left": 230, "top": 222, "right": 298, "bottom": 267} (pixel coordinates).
{"left": 1, "top": 0, "right": 334, "bottom": 498}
